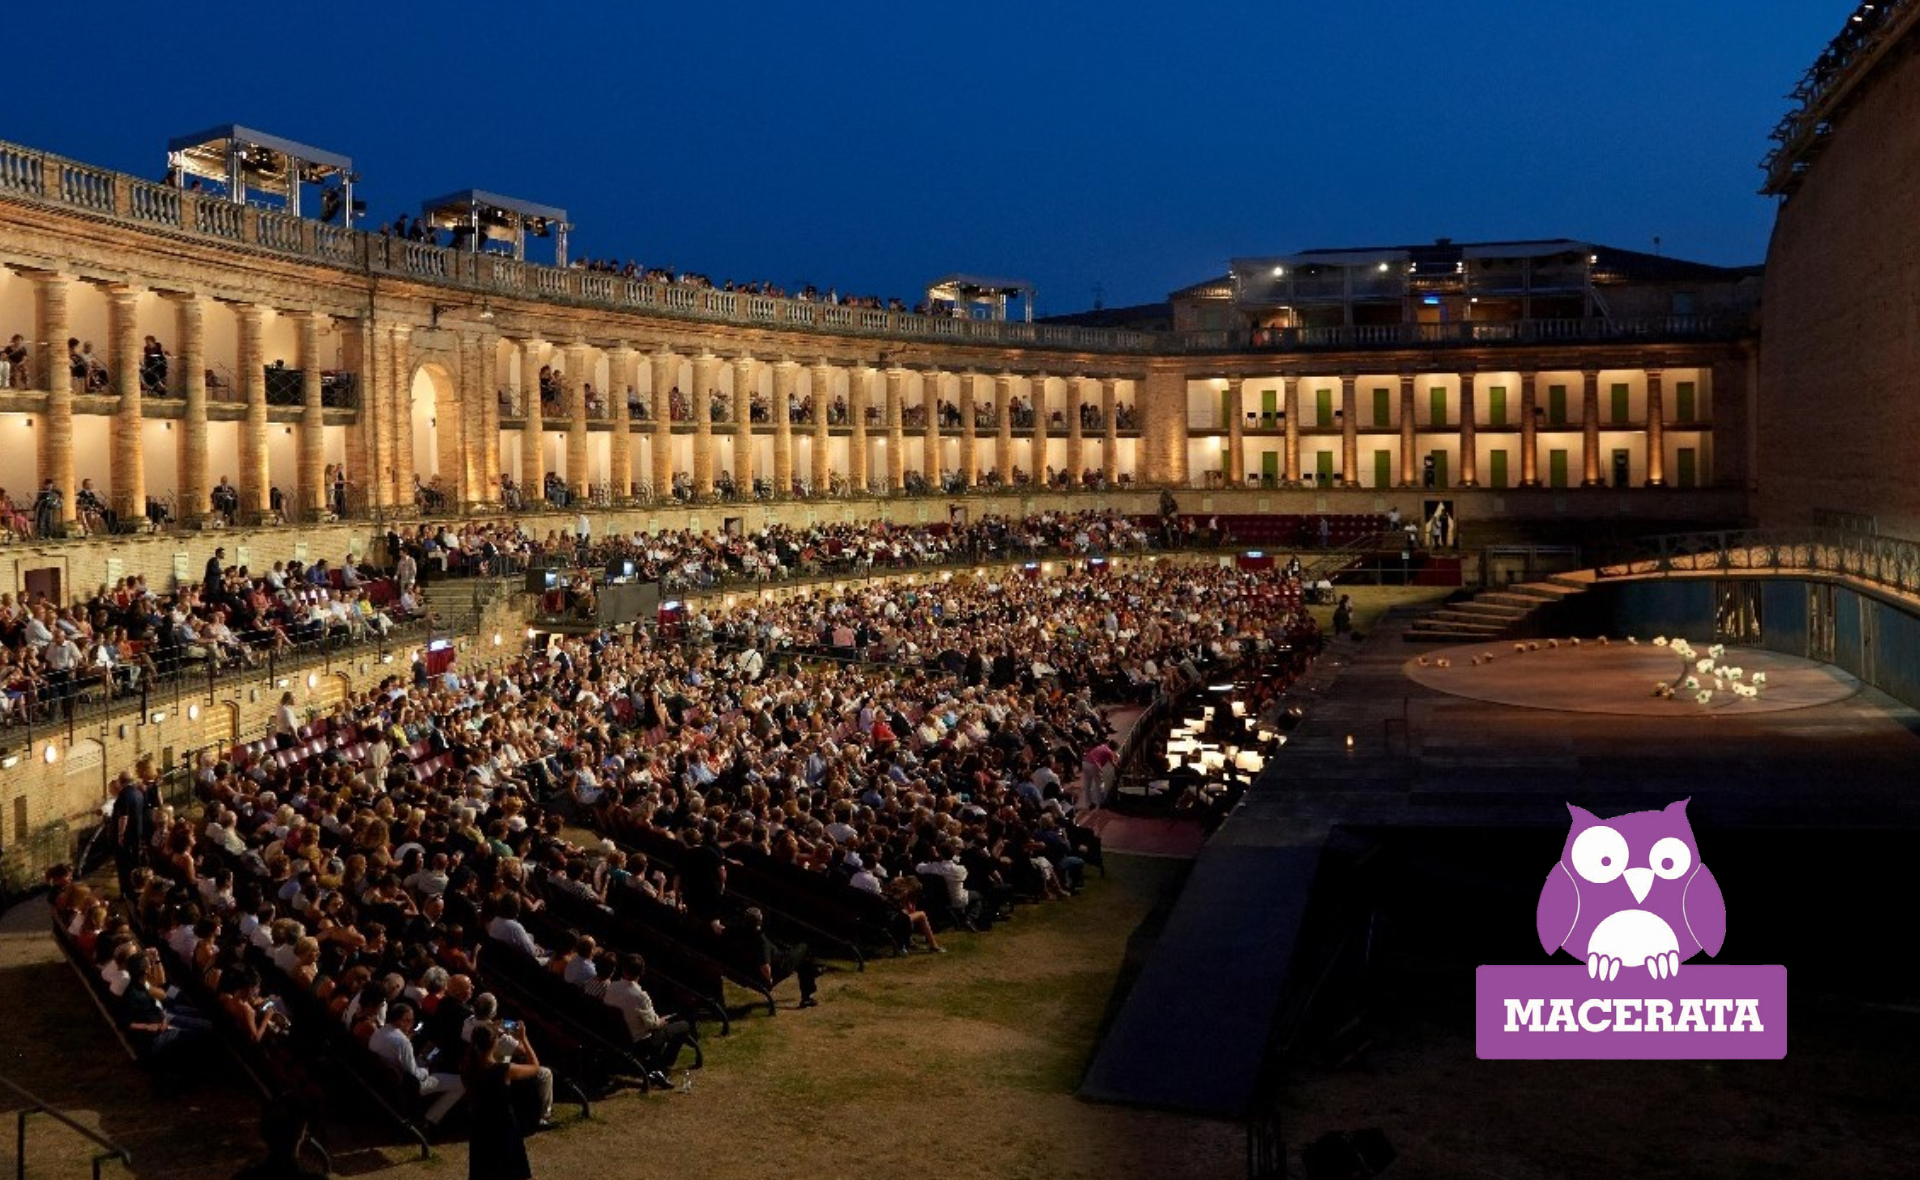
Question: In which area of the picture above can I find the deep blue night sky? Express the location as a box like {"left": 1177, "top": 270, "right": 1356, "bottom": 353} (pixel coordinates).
{"left": 4, "top": 2, "right": 1845, "bottom": 312}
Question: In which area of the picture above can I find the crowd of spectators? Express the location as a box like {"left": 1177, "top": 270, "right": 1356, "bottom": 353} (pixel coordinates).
{"left": 42, "top": 505, "right": 1316, "bottom": 1155}
{"left": 0, "top": 548, "right": 419, "bottom": 729}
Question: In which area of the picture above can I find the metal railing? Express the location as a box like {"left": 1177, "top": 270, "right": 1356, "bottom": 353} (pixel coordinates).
{"left": 1593, "top": 527, "right": 1920, "bottom": 596}
{"left": 0, "top": 137, "right": 1150, "bottom": 355}
{"left": 1170, "top": 316, "right": 1750, "bottom": 353}
{"left": 1, "top": 1074, "right": 133, "bottom": 1180}
{"left": 0, "top": 615, "right": 434, "bottom": 760}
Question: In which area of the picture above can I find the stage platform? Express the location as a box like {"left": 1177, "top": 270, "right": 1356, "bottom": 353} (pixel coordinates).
{"left": 1401, "top": 641, "right": 1859, "bottom": 716}
{"left": 1078, "top": 612, "right": 1920, "bottom": 1119}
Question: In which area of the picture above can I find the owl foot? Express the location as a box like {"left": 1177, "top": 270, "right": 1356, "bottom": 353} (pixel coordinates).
{"left": 1586, "top": 953, "right": 1622, "bottom": 981}
{"left": 1645, "top": 951, "right": 1681, "bottom": 980}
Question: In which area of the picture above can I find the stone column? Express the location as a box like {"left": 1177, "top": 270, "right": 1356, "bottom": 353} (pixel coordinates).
{"left": 691, "top": 351, "right": 718, "bottom": 497}
{"left": 994, "top": 373, "right": 1014, "bottom": 485}
{"left": 297, "top": 311, "right": 326, "bottom": 518}
{"left": 808, "top": 360, "right": 832, "bottom": 492}
{"left": 1458, "top": 372, "right": 1477, "bottom": 487}
{"left": 1066, "top": 376, "right": 1086, "bottom": 485}
{"left": 1398, "top": 374, "right": 1418, "bottom": 487}
{"left": 650, "top": 348, "right": 676, "bottom": 498}
{"left": 732, "top": 354, "right": 755, "bottom": 493}
{"left": 1225, "top": 377, "right": 1246, "bottom": 486}
{"left": 364, "top": 321, "right": 391, "bottom": 510}
{"left": 390, "top": 325, "right": 414, "bottom": 506}
{"left": 1645, "top": 368, "right": 1666, "bottom": 487}
{"left": 473, "top": 335, "right": 498, "bottom": 503}
{"left": 173, "top": 295, "right": 211, "bottom": 521}
{"left": 1519, "top": 371, "right": 1540, "bottom": 487}
{"left": 884, "top": 367, "right": 907, "bottom": 491}
{"left": 36, "top": 273, "right": 75, "bottom": 525}
{"left": 1581, "top": 370, "right": 1602, "bottom": 486}
{"left": 236, "top": 304, "right": 270, "bottom": 516}
{"left": 609, "top": 345, "right": 635, "bottom": 502}
{"left": 1101, "top": 377, "right": 1119, "bottom": 485}
{"left": 848, "top": 365, "right": 871, "bottom": 491}
{"left": 1284, "top": 375, "right": 1302, "bottom": 485}
{"left": 564, "top": 342, "right": 592, "bottom": 500}
{"left": 923, "top": 370, "right": 943, "bottom": 487}
{"left": 521, "top": 338, "right": 546, "bottom": 498}
{"left": 109, "top": 285, "right": 145, "bottom": 524}
{"left": 773, "top": 359, "right": 797, "bottom": 495}
{"left": 958, "top": 371, "right": 978, "bottom": 488}
{"left": 1031, "top": 372, "right": 1050, "bottom": 486}
{"left": 456, "top": 331, "right": 487, "bottom": 504}
{"left": 1340, "top": 374, "right": 1359, "bottom": 487}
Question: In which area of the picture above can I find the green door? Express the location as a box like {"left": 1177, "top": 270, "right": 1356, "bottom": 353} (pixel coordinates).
{"left": 1373, "top": 449, "right": 1392, "bottom": 489}
{"left": 1675, "top": 381, "right": 1696, "bottom": 423}
{"left": 1548, "top": 384, "right": 1568, "bottom": 425}
{"left": 1430, "top": 387, "right": 1447, "bottom": 427}
{"left": 1373, "top": 388, "right": 1391, "bottom": 428}
{"left": 1430, "top": 450, "right": 1448, "bottom": 489}
{"left": 1316, "top": 450, "right": 1334, "bottom": 485}
{"left": 1548, "top": 449, "right": 1569, "bottom": 489}
{"left": 1261, "top": 388, "right": 1278, "bottom": 426}
{"left": 1677, "top": 447, "right": 1697, "bottom": 489}
{"left": 1315, "top": 388, "right": 1333, "bottom": 427}
{"left": 1489, "top": 450, "right": 1509, "bottom": 489}
{"left": 1261, "top": 450, "right": 1279, "bottom": 487}
{"left": 1612, "top": 448, "right": 1631, "bottom": 487}
{"left": 1611, "top": 383, "right": 1630, "bottom": 425}
{"left": 1488, "top": 386, "right": 1508, "bottom": 427}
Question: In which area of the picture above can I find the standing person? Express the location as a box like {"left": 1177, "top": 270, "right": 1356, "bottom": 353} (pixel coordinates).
{"left": 1080, "top": 738, "right": 1117, "bottom": 813}
{"left": 33, "top": 479, "right": 62, "bottom": 539}
{"left": 112, "top": 773, "right": 150, "bottom": 900}
{"left": 1333, "top": 594, "right": 1354, "bottom": 637}
{"left": 205, "top": 547, "right": 227, "bottom": 593}
{"left": 272, "top": 692, "right": 300, "bottom": 750}
{"left": 462, "top": 1024, "right": 541, "bottom": 1180}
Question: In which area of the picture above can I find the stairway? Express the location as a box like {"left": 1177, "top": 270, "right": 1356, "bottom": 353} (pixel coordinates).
{"left": 1405, "top": 575, "right": 1587, "bottom": 643}
{"left": 418, "top": 576, "right": 520, "bottom": 635}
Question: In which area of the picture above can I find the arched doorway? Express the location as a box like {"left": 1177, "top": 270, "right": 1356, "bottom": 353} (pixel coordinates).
{"left": 411, "top": 362, "right": 461, "bottom": 508}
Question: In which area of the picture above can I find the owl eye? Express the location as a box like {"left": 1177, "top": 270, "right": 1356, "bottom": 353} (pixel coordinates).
{"left": 1649, "top": 836, "right": 1692, "bottom": 880}
{"left": 1571, "top": 824, "right": 1628, "bottom": 884}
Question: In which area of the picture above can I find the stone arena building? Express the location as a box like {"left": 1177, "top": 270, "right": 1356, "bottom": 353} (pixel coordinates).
{"left": 0, "top": 127, "right": 1769, "bottom": 875}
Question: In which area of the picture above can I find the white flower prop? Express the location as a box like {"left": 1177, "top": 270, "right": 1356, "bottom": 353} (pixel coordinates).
{"left": 1713, "top": 666, "right": 1730, "bottom": 680}
{"left": 1709, "top": 643, "right": 1726, "bottom": 659}
{"left": 1714, "top": 679, "right": 1725, "bottom": 691}
{"left": 1471, "top": 657, "right": 1481, "bottom": 667}
{"left": 1696, "top": 658, "right": 1715, "bottom": 674}
{"left": 1571, "top": 638, "right": 1582, "bottom": 647}
{"left": 1683, "top": 676, "right": 1700, "bottom": 690}
{"left": 1417, "top": 656, "right": 1429, "bottom": 667}
{"left": 1696, "top": 690, "right": 1714, "bottom": 705}
{"left": 1627, "top": 637, "right": 1639, "bottom": 645}
{"left": 1547, "top": 639, "right": 1560, "bottom": 649}
{"left": 1751, "top": 672, "right": 1767, "bottom": 687}
{"left": 1654, "top": 637, "right": 1669, "bottom": 647}
{"left": 1728, "top": 667, "right": 1744, "bottom": 680}
{"left": 1653, "top": 681, "right": 1670, "bottom": 696}
{"left": 1527, "top": 642, "right": 1541, "bottom": 652}
{"left": 1599, "top": 636, "right": 1611, "bottom": 646}
{"left": 1484, "top": 652, "right": 1496, "bottom": 662}
{"left": 1514, "top": 642, "right": 1527, "bottom": 654}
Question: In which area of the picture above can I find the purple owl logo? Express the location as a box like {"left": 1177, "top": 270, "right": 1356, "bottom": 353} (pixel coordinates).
{"left": 1535, "top": 798, "right": 1727, "bottom": 981}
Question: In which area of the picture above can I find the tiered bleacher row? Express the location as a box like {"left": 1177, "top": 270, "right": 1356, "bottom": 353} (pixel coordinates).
{"left": 42, "top": 514, "right": 1323, "bottom": 1159}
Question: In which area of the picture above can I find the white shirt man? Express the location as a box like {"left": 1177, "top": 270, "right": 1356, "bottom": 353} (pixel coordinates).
{"left": 369, "top": 1007, "right": 465, "bottom": 1125}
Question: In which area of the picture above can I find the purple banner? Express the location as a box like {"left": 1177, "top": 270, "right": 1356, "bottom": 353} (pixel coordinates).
{"left": 1476, "top": 964, "right": 1787, "bottom": 1059}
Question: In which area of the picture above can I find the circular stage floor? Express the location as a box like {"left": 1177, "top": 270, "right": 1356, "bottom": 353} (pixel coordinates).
{"left": 1401, "top": 641, "right": 1861, "bottom": 716}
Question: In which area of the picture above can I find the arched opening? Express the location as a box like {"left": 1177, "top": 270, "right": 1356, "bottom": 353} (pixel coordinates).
{"left": 411, "top": 362, "right": 459, "bottom": 508}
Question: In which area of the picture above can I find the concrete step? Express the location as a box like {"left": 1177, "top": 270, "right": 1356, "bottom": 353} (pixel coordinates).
{"left": 1404, "top": 627, "right": 1505, "bottom": 644}
{"left": 1423, "top": 615, "right": 1507, "bottom": 633}
{"left": 1453, "top": 600, "right": 1530, "bottom": 618}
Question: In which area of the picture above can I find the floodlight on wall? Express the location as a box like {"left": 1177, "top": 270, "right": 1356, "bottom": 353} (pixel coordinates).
{"left": 188, "top": 703, "right": 201, "bottom": 722}
{"left": 306, "top": 671, "right": 319, "bottom": 690}
{"left": 43, "top": 743, "right": 58, "bottom": 764}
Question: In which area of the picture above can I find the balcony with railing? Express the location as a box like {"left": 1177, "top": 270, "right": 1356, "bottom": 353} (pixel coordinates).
{"left": 0, "top": 137, "right": 1150, "bottom": 355}
{"left": 1171, "top": 315, "right": 1750, "bottom": 354}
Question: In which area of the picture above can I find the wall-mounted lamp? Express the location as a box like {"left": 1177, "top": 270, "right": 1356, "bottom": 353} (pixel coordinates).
{"left": 43, "top": 743, "right": 58, "bottom": 765}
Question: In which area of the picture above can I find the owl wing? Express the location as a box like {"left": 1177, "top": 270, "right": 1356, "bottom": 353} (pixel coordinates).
{"left": 1682, "top": 862, "right": 1727, "bottom": 957}
{"left": 1535, "top": 862, "right": 1580, "bottom": 956}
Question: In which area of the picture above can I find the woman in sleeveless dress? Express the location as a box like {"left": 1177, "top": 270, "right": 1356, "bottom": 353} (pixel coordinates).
{"left": 463, "top": 1023, "right": 539, "bottom": 1180}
